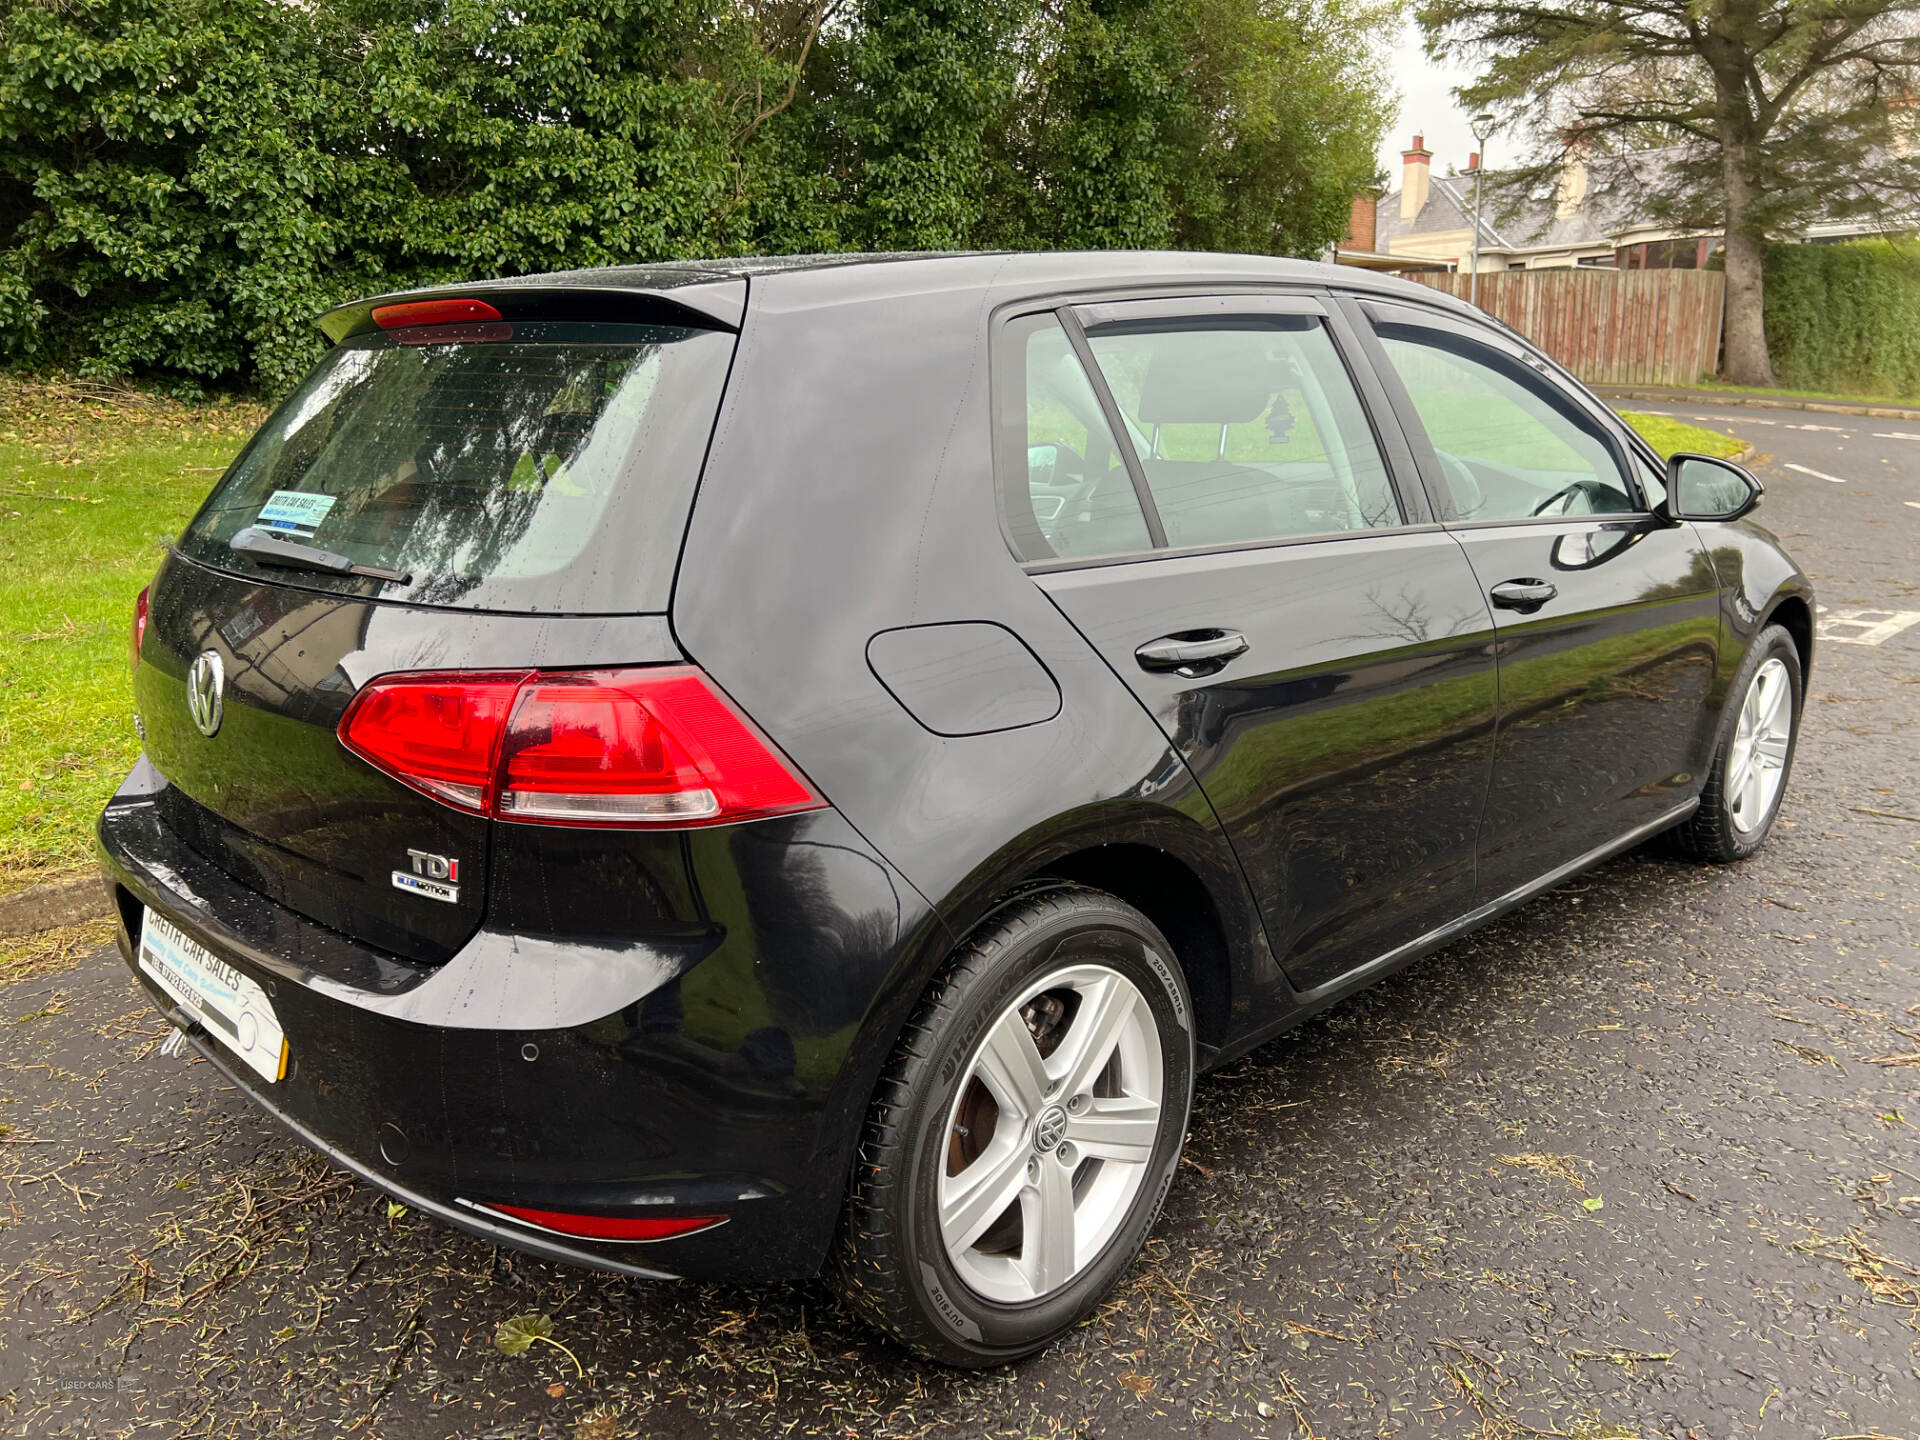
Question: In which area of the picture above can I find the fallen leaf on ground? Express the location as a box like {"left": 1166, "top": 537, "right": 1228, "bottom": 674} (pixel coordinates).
{"left": 1498, "top": 1153, "right": 1589, "bottom": 1191}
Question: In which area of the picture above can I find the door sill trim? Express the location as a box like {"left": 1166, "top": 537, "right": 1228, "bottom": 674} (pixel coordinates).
{"left": 1201, "top": 798, "right": 1700, "bottom": 1073}
{"left": 1296, "top": 798, "right": 1697, "bottom": 1006}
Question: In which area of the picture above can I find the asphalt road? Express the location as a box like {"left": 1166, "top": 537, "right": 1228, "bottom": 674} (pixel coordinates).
{"left": 3, "top": 399, "right": 1917, "bottom": 1440}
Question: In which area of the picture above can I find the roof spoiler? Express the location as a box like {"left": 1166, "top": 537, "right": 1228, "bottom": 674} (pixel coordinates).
{"left": 317, "top": 275, "right": 747, "bottom": 343}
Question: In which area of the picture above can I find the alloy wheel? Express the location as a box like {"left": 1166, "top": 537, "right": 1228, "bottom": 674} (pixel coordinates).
{"left": 937, "top": 961, "right": 1165, "bottom": 1304}
{"left": 1726, "top": 656, "right": 1793, "bottom": 835}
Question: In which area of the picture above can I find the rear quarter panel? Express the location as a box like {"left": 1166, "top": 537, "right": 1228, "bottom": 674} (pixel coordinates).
{"left": 671, "top": 264, "right": 1270, "bottom": 1110}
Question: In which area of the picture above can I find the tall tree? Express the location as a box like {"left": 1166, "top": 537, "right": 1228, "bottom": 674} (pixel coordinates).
{"left": 1, "top": 0, "right": 1398, "bottom": 392}
{"left": 986, "top": 0, "right": 1394, "bottom": 254}
{"left": 1420, "top": 0, "right": 1920, "bottom": 385}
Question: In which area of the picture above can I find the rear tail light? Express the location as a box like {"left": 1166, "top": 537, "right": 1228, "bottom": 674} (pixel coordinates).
{"left": 461, "top": 1199, "right": 727, "bottom": 1243}
{"left": 339, "top": 672, "right": 527, "bottom": 812}
{"left": 338, "top": 666, "right": 824, "bottom": 828}
{"left": 131, "top": 586, "right": 150, "bottom": 673}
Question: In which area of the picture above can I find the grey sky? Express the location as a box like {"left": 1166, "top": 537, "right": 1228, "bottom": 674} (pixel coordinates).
{"left": 1376, "top": 20, "right": 1490, "bottom": 181}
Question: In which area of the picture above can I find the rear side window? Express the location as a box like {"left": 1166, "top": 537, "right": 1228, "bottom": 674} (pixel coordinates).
{"left": 1005, "top": 316, "right": 1153, "bottom": 561}
{"left": 997, "top": 309, "right": 1403, "bottom": 563}
{"left": 179, "top": 321, "right": 735, "bottom": 614}
{"left": 1085, "top": 318, "right": 1400, "bottom": 549}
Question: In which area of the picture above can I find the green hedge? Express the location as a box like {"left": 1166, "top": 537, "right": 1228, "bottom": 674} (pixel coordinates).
{"left": 0, "top": 0, "right": 1392, "bottom": 397}
{"left": 1765, "top": 241, "right": 1920, "bottom": 398}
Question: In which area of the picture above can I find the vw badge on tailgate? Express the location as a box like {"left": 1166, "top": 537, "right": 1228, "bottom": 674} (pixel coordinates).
{"left": 187, "top": 651, "right": 225, "bottom": 737}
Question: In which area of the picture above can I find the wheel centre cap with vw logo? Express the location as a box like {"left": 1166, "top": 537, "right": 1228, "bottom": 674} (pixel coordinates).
{"left": 187, "top": 651, "right": 225, "bottom": 737}
{"left": 1033, "top": 1104, "right": 1069, "bottom": 1152}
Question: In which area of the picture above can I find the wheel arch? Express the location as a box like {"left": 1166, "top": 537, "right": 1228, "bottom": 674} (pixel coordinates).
{"left": 921, "top": 804, "right": 1267, "bottom": 1059}
{"left": 1034, "top": 845, "right": 1234, "bottom": 1053}
{"left": 1763, "top": 592, "right": 1814, "bottom": 684}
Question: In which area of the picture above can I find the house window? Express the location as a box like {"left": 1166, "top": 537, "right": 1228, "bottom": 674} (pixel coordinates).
{"left": 1625, "top": 238, "right": 1718, "bottom": 270}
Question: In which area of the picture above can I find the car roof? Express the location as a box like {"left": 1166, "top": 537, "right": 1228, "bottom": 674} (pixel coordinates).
{"left": 514, "top": 250, "right": 1483, "bottom": 313}
{"left": 320, "top": 251, "right": 1484, "bottom": 341}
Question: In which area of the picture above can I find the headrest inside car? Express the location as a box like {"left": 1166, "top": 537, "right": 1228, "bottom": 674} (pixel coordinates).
{"left": 1135, "top": 331, "right": 1281, "bottom": 425}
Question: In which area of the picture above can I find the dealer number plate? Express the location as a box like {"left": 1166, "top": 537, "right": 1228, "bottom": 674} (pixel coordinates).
{"left": 138, "top": 911, "right": 288, "bottom": 1084}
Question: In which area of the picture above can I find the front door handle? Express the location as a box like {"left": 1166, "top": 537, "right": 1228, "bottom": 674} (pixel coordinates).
{"left": 1489, "top": 578, "right": 1558, "bottom": 611}
{"left": 1135, "top": 629, "right": 1250, "bottom": 676}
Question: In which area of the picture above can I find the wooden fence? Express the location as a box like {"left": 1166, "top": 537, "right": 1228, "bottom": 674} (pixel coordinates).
{"left": 1403, "top": 268, "right": 1724, "bottom": 387}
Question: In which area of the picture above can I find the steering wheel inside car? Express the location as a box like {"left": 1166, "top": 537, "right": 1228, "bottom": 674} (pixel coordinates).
{"left": 1529, "top": 477, "right": 1621, "bottom": 517}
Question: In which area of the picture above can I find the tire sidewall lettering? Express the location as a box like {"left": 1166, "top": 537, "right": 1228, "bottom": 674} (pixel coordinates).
{"left": 1139, "top": 942, "right": 1188, "bottom": 1030}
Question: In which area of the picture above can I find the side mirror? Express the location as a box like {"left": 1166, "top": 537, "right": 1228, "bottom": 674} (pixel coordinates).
{"left": 1662, "top": 453, "right": 1763, "bottom": 522}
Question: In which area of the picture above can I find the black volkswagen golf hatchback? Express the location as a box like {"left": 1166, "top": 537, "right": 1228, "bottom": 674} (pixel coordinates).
{"left": 101, "top": 252, "right": 1811, "bottom": 1364}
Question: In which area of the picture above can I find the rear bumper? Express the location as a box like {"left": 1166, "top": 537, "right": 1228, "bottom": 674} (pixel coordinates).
{"left": 98, "top": 756, "right": 936, "bottom": 1283}
{"left": 170, "top": 1020, "right": 681, "bottom": 1279}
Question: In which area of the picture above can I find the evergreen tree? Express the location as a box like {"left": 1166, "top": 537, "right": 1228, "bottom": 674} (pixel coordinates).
{"left": 1420, "top": 0, "right": 1920, "bottom": 385}
{"left": 1, "top": 0, "right": 1398, "bottom": 391}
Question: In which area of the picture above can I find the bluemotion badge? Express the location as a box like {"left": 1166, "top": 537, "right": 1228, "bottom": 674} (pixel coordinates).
{"left": 393, "top": 849, "right": 460, "bottom": 903}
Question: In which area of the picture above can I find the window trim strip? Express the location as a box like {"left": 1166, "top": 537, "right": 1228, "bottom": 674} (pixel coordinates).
{"left": 1020, "top": 520, "right": 1450, "bottom": 575}
{"left": 1069, "top": 292, "right": 1328, "bottom": 329}
{"left": 1057, "top": 307, "right": 1170, "bottom": 549}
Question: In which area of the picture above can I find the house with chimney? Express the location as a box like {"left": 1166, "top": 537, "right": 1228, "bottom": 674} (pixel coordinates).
{"left": 1336, "top": 133, "right": 1901, "bottom": 275}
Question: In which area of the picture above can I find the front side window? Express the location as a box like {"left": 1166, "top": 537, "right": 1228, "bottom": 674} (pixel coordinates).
{"left": 1084, "top": 318, "right": 1401, "bottom": 550}
{"left": 1375, "top": 327, "right": 1636, "bottom": 521}
{"left": 1634, "top": 449, "right": 1668, "bottom": 507}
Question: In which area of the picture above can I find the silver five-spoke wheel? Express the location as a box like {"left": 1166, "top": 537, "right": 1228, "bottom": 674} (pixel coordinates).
{"left": 938, "top": 962, "right": 1164, "bottom": 1303}
{"left": 1726, "top": 656, "right": 1792, "bottom": 834}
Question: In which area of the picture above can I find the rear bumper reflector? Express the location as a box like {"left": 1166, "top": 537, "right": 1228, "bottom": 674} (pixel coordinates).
{"left": 456, "top": 1199, "right": 729, "bottom": 1243}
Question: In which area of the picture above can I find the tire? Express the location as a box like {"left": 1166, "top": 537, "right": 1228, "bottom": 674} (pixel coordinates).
{"left": 833, "top": 885, "right": 1195, "bottom": 1366}
{"left": 1672, "top": 623, "right": 1802, "bottom": 862}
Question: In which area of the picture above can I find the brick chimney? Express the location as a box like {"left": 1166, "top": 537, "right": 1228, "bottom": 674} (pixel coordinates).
{"left": 1342, "top": 191, "right": 1378, "bottom": 253}
{"left": 1400, "top": 134, "right": 1432, "bottom": 221}
{"left": 1555, "top": 147, "right": 1590, "bottom": 218}
{"left": 1890, "top": 86, "right": 1916, "bottom": 157}
{"left": 1466, "top": 152, "right": 1480, "bottom": 172}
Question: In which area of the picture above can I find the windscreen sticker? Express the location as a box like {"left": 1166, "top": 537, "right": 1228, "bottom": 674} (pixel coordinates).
{"left": 256, "top": 490, "right": 337, "bottom": 539}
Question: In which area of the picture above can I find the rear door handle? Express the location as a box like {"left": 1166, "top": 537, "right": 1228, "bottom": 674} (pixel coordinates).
{"left": 1134, "top": 629, "right": 1249, "bottom": 676}
{"left": 1489, "top": 578, "right": 1558, "bottom": 611}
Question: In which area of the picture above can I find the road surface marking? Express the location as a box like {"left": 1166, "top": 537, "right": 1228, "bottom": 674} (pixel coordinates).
{"left": 1786, "top": 463, "right": 1850, "bottom": 484}
{"left": 1786, "top": 423, "right": 1851, "bottom": 432}
{"left": 1906, "top": 501, "right": 1920, "bottom": 509}
{"left": 1820, "top": 609, "right": 1920, "bottom": 647}
{"left": 1872, "top": 432, "right": 1920, "bottom": 440}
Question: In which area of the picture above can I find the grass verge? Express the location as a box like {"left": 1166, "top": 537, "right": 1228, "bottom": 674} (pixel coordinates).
{"left": 1620, "top": 410, "right": 1746, "bottom": 459}
{"left": 1680, "top": 377, "right": 1920, "bottom": 408}
{"left": 0, "top": 379, "right": 264, "bottom": 893}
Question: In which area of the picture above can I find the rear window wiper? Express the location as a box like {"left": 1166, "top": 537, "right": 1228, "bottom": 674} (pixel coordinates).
{"left": 229, "top": 526, "right": 411, "bottom": 584}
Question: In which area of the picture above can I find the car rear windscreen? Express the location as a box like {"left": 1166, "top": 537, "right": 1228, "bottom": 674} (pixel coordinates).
{"left": 178, "top": 320, "right": 735, "bottom": 614}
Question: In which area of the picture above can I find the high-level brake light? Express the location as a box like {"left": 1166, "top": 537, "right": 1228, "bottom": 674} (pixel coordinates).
{"left": 338, "top": 666, "right": 824, "bottom": 828}
{"left": 369, "top": 298, "right": 504, "bottom": 329}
